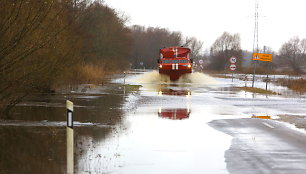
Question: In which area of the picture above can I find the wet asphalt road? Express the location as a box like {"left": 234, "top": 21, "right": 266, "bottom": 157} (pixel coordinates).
{"left": 1, "top": 71, "right": 306, "bottom": 174}
{"left": 209, "top": 118, "right": 306, "bottom": 174}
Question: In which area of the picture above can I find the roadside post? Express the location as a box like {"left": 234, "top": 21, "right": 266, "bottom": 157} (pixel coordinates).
{"left": 229, "top": 57, "right": 237, "bottom": 82}
{"left": 244, "top": 75, "right": 248, "bottom": 87}
{"left": 252, "top": 61, "right": 258, "bottom": 88}
{"left": 140, "top": 62, "right": 144, "bottom": 71}
{"left": 266, "top": 63, "right": 270, "bottom": 91}
{"left": 264, "top": 46, "right": 269, "bottom": 91}
{"left": 123, "top": 71, "right": 126, "bottom": 85}
{"left": 123, "top": 71, "right": 126, "bottom": 96}
{"left": 199, "top": 60, "right": 204, "bottom": 72}
{"left": 251, "top": 52, "right": 273, "bottom": 88}
{"left": 66, "top": 100, "right": 74, "bottom": 174}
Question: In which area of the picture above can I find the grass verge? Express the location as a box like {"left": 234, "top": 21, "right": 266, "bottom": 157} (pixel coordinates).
{"left": 276, "top": 78, "right": 306, "bottom": 92}
{"left": 236, "top": 87, "right": 280, "bottom": 95}
{"left": 123, "top": 84, "right": 142, "bottom": 92}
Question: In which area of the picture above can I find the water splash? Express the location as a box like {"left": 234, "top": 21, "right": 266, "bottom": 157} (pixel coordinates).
{"left": 178, "top": 72, "right": 218, "bottom": 85}
{"left": 129, "top": 71, "right": 217, "bottom": 85}
{"left": 134, "top": 71, "right": 170, "bottom": 83}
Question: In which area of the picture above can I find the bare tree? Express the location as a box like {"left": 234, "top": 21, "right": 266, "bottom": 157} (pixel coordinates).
{"left": 129, "top": 25, "right": 183, "bottom": 69}
{"left": 0, "top": 0, "right": 81, "bottom": 114}
{"left": 0, "top": 0, "right": 133, "bottom": 115}
{"left": 278, "top": 37, "right": 306, "bottom": 73}
{"left": 209, "top": 32, "right": 242, "bottom": 71}
{"left": 183, "top": 37, "right": 204, "bottom": 59}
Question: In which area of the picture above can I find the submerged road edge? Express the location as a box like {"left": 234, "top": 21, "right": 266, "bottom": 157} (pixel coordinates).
{"left": 208, "top": 118, "right": 306, "bottom": 174}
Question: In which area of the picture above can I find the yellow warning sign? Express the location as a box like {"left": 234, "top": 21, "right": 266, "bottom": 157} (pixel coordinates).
{"left": 252, "top": 53, "right": 273, "bottom": 62}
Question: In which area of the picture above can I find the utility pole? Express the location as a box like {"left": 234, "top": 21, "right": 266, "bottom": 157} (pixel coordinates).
{"left": 252, "top": 0, "right": 259, "bottom": 88}
{"left": 264, "top": 46, "right": 270, "bottom": 91}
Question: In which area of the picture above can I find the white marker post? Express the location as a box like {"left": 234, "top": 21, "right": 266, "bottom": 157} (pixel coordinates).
{"left": 66, "top": 100, "right": 74, "bottom": 174}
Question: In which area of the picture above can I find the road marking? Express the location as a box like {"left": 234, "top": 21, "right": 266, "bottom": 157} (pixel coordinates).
{"left": 262, "top": 122, "right": 275, "bottom": 129}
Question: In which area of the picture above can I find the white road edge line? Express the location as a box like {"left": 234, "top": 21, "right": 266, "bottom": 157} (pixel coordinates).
{"left": 262, "top": 122, "right": 275, "bottom": 129}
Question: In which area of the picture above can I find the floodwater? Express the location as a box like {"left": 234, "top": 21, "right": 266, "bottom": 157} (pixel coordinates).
{"left": 1, "top": 70, "right": 306, "bottom": 174}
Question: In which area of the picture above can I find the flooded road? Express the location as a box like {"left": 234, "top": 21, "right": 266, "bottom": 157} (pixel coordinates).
{"left": 1, "top": 71, "right": 306, "bottom": 173}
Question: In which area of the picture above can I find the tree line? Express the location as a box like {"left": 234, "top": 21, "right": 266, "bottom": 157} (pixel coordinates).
{"left": 186, "top": 31, "right": 306, "bottom": 75}
{"left": 129, "top": 25, "right": 203, "bottom": 69}
{"left": 0, "top": 0, "right": 133, "bottom": 114}
{"left": 1, "top": 0, "right": 305, "bottom": 115}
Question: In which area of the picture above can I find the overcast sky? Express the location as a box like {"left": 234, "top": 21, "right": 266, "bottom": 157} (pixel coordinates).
{"left": 104, "top": 0, "right": 306, "bottom": 52}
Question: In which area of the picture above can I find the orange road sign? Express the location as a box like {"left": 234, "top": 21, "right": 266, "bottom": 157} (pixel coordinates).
{"left": 251, "top": 115, "right": 271, "bottom": 119}
{"left": 252, "top": 53, "right": 273, "bottom": 62}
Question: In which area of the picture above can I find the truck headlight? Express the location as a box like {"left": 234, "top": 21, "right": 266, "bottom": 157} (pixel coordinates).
{"left": 159, "top": 64, "right": 162, "bottom": 68}
{"left": 187, "top": 64, "right": 191, "bottom": 68}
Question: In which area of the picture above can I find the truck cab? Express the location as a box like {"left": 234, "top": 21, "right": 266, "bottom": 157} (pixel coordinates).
{"left": 158, "top": 47, "right": 193, "bottom": 81}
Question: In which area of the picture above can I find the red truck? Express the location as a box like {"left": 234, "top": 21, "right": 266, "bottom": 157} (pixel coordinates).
{"left": 158, "top": 46, "right": 193, "bottom": 81}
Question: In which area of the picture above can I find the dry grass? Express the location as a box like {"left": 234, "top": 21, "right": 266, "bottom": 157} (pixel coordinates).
{"left": 237, "top": 87, "right": 280, "bottom": 95}
{"left": 77, "top": 64, "right": 106, "bottom": 83}
{"left": 276, "top": 78, "right": 306, "bottom": 92}
{"left": 53, "top": 63, "right": 107, "bottom": 89}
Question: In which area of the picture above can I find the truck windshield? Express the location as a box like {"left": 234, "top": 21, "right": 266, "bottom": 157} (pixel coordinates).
{"left": 162, "top": 60, "right": 171, "bottom": 64}
{"left": 179, "top": 60, "right": 188, "bottom": 63}
{"left": 172, "top": 60, "right": 179, "bottom": 63}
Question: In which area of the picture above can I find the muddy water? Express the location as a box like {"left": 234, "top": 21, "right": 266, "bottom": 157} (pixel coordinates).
{"left": 0, "top": 83, "right": 127, "bottom": 174}
{"left": 2, "top": 71, "right": 306, "bottom": 173}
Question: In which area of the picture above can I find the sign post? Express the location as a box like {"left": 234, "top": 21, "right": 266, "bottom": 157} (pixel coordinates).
{"left": 251, "top": 53, "right": 273, "bottom": 88}
{"left": 252, "top": 61, "right": 257, "bottom": 88}
{"left": 265, "top": 62, "right": 272, "bottom": 91}
{"left": 66, "top": 100, "right": 74, "bottom": 174}
{"left": 229, "top": 57, "right": 237, "bottom": 82}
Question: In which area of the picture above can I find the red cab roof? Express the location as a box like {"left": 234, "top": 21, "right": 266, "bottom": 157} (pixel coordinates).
{"left": 160, "top": 47, "right": 190, "bottom": 58}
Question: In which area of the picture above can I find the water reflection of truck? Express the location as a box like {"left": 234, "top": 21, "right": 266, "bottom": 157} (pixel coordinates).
{"left": 158, "top": 88, "right": 191, "bottom": 96}
{"left": 158, "top": 47, "right": 193, "bottom": 81}
{"left": 158, "top": 108, "right": 191, "bottom": 120}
